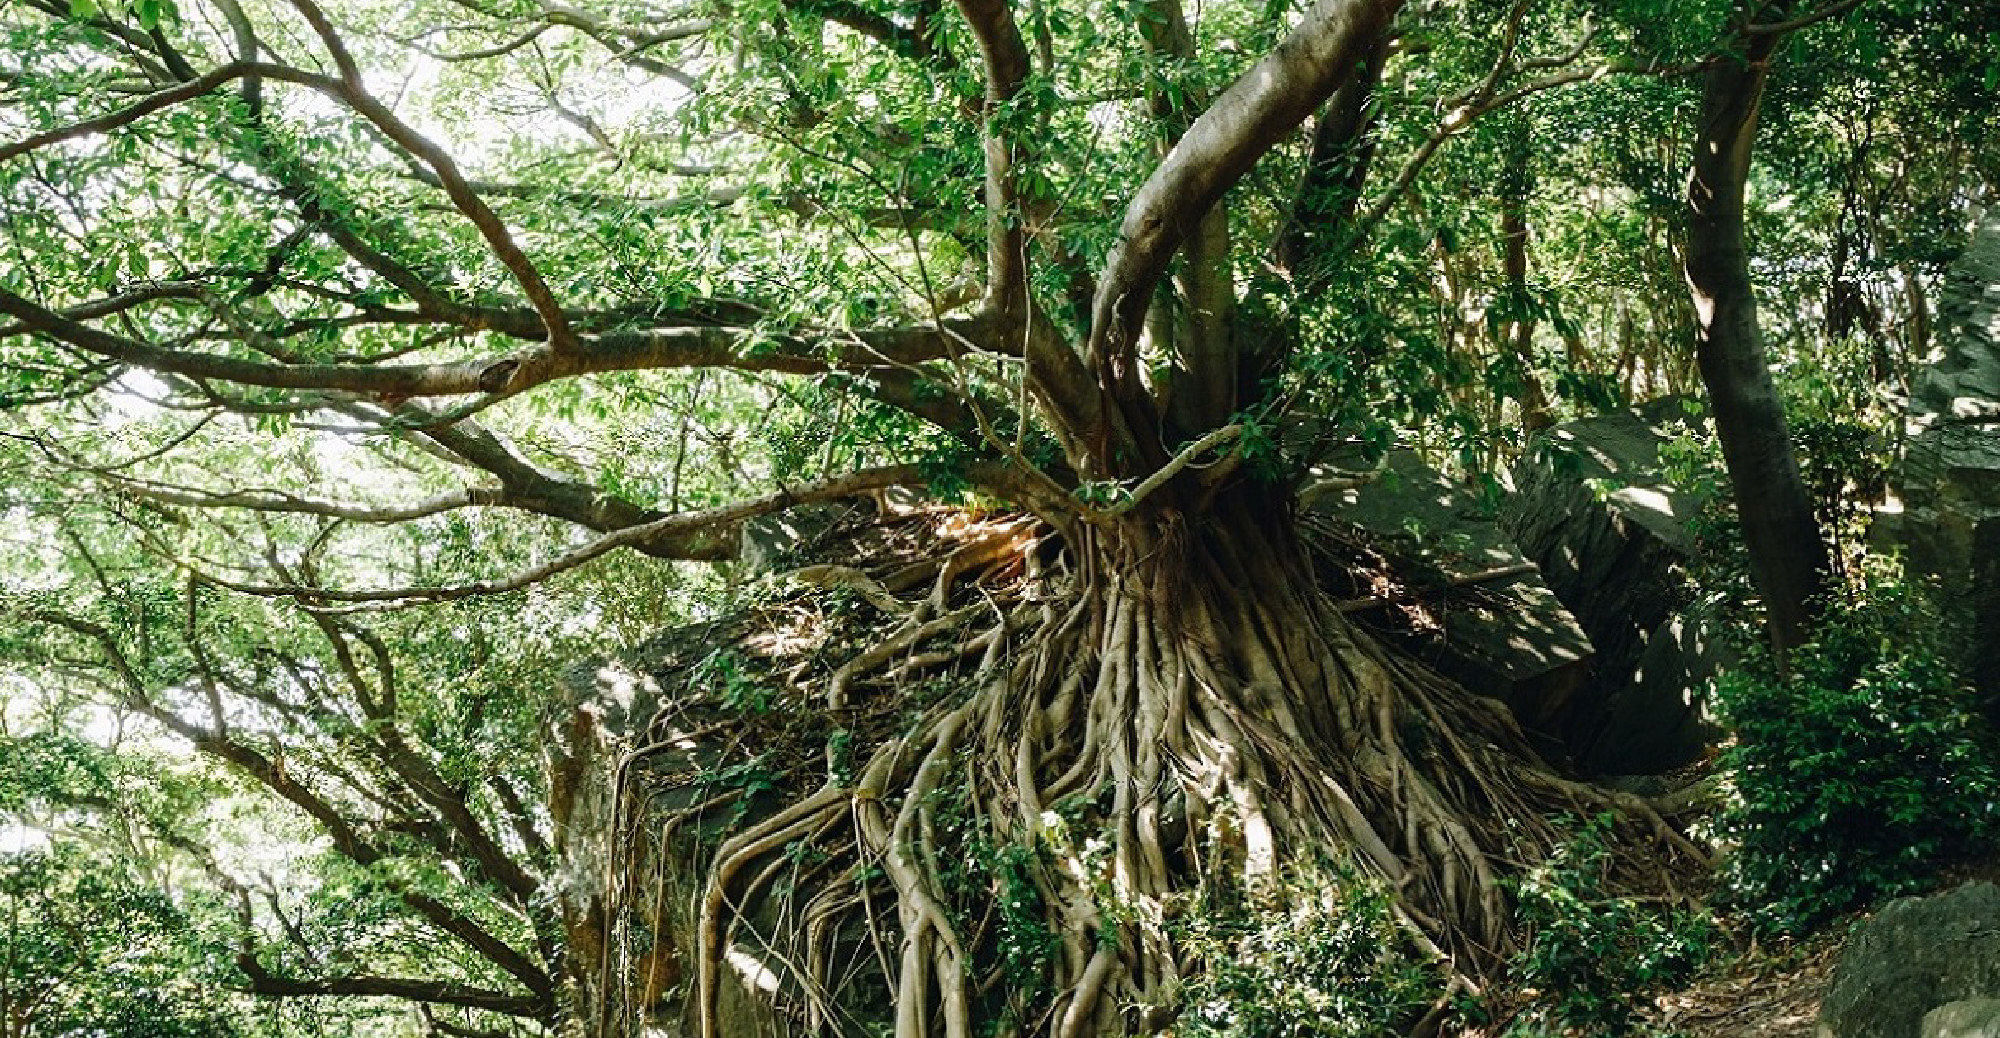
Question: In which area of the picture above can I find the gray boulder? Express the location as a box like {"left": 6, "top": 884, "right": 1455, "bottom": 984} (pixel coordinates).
{"left": 1312, "top": 450, "right": 1594, "bottom": 733}
{"left": 1502, "top": 398, "right": 1727, "bottom": 774}
{"left": 1910, "top": 205, "right": 2000, "bottom": 423}
{"left": 1897, "top": 205, "right": 2000, "bottom": 697}
{"left": 1924, "top": 1000, "right": 2000, "bottom": 1038}
{"left": 738, "top": 499, "right": 871, "bottom": 572}
{"left": 1819, "top": 883, "right": 2000, "bottom": 1038}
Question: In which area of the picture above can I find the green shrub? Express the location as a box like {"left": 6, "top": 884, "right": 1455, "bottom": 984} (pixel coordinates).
{"left": 1173, "top": 864, "right": 1440, "bottom": 1038}
{"left": 1787, "top": 412, "right": 1893, "bottom": 574}
{"left": 1504, "top": 815, "right": 1716, "bottom": 1036}
{"left": 1714, "top": 575, "right": 2000, "bottom": 932}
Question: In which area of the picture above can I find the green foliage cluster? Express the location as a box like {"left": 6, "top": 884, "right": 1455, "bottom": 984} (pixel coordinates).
{"left": 1652, "top": 391, "right": 1996, "bottom": 934}
{"left": 1714, "top": 573, "right": 2000, "bottom": 933}
{"left": 930, "top": 768, "right": 1063, "bottom": 1030}
{"left": 1500, "top": 816, "right": 1715, "bottom": 1037}
{"left": 1, "top": 846, "right": 245, "bottom": 1038}
{"left": 1172, "top": 865, "right": 1438, "bottom": 1038}
{"left": 2, "top": 0, "right": 1999, "bottom": 1026}
{"left": 1788, "top": 411, "right": 1892, "bottom": 567}
{"left": 692, "top": 647, "right": 775, "bottom": 714}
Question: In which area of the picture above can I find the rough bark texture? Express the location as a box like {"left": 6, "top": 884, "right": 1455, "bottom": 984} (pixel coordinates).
{"left": 1683, "top": 9, "right": 1830, "bottom": 657}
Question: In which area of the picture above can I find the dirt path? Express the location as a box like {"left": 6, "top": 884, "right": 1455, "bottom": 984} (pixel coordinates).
{"left": 1646, "top": 935, "right": 1843, "bottom": 1038}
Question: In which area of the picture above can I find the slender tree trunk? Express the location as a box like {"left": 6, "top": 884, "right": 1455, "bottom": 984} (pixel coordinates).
{"left": 1901, "top": 261, "right": 1930, "bottom": 379}
{"left": 1684, "top": 6, "right": 1830, "bottom": 657}
{"left": 1499, "top": 118, "right": 1553, "bottom": 433}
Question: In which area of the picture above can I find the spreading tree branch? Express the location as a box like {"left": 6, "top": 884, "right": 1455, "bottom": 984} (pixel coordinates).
{"left": 177, "top": 463, "right": 959, "bottom": 608}
{"left": 236, "top": 963, "right": 547, "bottom": 1017}
{"left": 0, "top": 283, "right": 999, "bottom": 402}
{"left": 9, "top": 607, "right": 559, "bottom": 1009}
{"left": 1128, "top": 0, "right": 1239, "bottom": 433}
{"left": 1275, "top": 29, "right": 1387, "bottom": 273}
{"left": 954, "top": 0, "right": 1035, "bottom": 319}
{"left": 1745, "top": 0, "right": 1866, "bottom": 34}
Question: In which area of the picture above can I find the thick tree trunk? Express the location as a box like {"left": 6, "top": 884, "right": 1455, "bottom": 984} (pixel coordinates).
{"left": 1277, "top": 32, "right": 1388, "bottom": 276}
{"left": 1684, "top": 9, "right": 1830, "bottom": 657}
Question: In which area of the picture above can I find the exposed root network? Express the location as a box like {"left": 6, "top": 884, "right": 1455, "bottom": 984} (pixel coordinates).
{"left": 593, "top": 503, "right": 1706, "bottom": 1038}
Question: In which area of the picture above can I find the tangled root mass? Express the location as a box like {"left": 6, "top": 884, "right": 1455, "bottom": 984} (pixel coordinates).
{"left": 585, "top": 498, "right": 1703, "bottom": 1038}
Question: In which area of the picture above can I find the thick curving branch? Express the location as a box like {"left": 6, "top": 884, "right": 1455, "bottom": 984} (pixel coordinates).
{"left": 1087, "top": 0, "right": 1403, "bottom": 399}
{"left": 787, "top": 0, "right": 950, "bottom": 65}
{"left": 236, "top": 967, "right": 546, "bottom": 1017}
{"left": 0, "top": 61, "right": 260, "bottom": 162}
{"left": 177, "top": 463, "right": 953, "bottom": 608}
{"left": 1276, "top": 30, "right": 1387, "bottom": 272}
{"left": 294, "top": 0, "right": 582, "bottom": 353}
{"left": 954, "top": 0, "right": 1035, "bottom": 319}
{"left": 398, "top": 410, "right": 688, "bottom": 538}
{"left": 0, "top": 280, "right": 207, "bottom": 338}
{"left": 1128, "top": 0, "right": 1238, "bottom": 434}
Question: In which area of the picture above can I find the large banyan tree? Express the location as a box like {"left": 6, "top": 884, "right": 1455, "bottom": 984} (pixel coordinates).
{"left": 0, "top": 0, "right": 1751, "bottom": 1032}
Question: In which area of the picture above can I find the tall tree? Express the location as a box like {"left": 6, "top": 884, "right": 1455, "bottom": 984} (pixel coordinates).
{"left": 1681, "top": 0, "right": 1842, "bottom": 656}
{"left": 0, "top": 0, "right": 1749, "bottom": 1033}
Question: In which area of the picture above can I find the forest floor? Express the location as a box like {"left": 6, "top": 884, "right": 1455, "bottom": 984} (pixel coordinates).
{"left": 1643, "top": 932, "right": 1844, "bottom": 1038}
{"left": 1643, "top": 862, "right": 2000, "bottom": 1036}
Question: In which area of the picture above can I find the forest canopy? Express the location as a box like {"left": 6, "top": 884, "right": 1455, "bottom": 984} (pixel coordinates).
{"left": 2, "top": 0, "right": 1997, "bottom": 1033}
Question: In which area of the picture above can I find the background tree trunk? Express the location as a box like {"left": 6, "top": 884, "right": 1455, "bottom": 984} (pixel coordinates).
{"left": 1684, "top": 4, "right": 1830, "bottom": 657}
{"left": 1500, "top": 117, "right": 1553, "bottom": 434}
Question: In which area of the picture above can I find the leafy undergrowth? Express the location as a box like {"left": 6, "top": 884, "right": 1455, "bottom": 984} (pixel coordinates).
{"left": 1425, "top": 808, "right": 1940, "bottom": 1038}
{"left": 1455, "top": 860, "right": 2000, "bottom": 1038}
{"left": 1711, "top": 574, "right": 2000, "bottom": 932}
{"left": 1444, "top": 917, "right": 1845, "bottom": 1038}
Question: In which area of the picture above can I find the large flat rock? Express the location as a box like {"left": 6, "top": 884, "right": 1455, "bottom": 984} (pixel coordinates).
{"left": 1311, "top": 450, "right": 1594, "bottom": 735}
{"left": 1503, "top": 398, "right": 1726, "bottom": 774}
